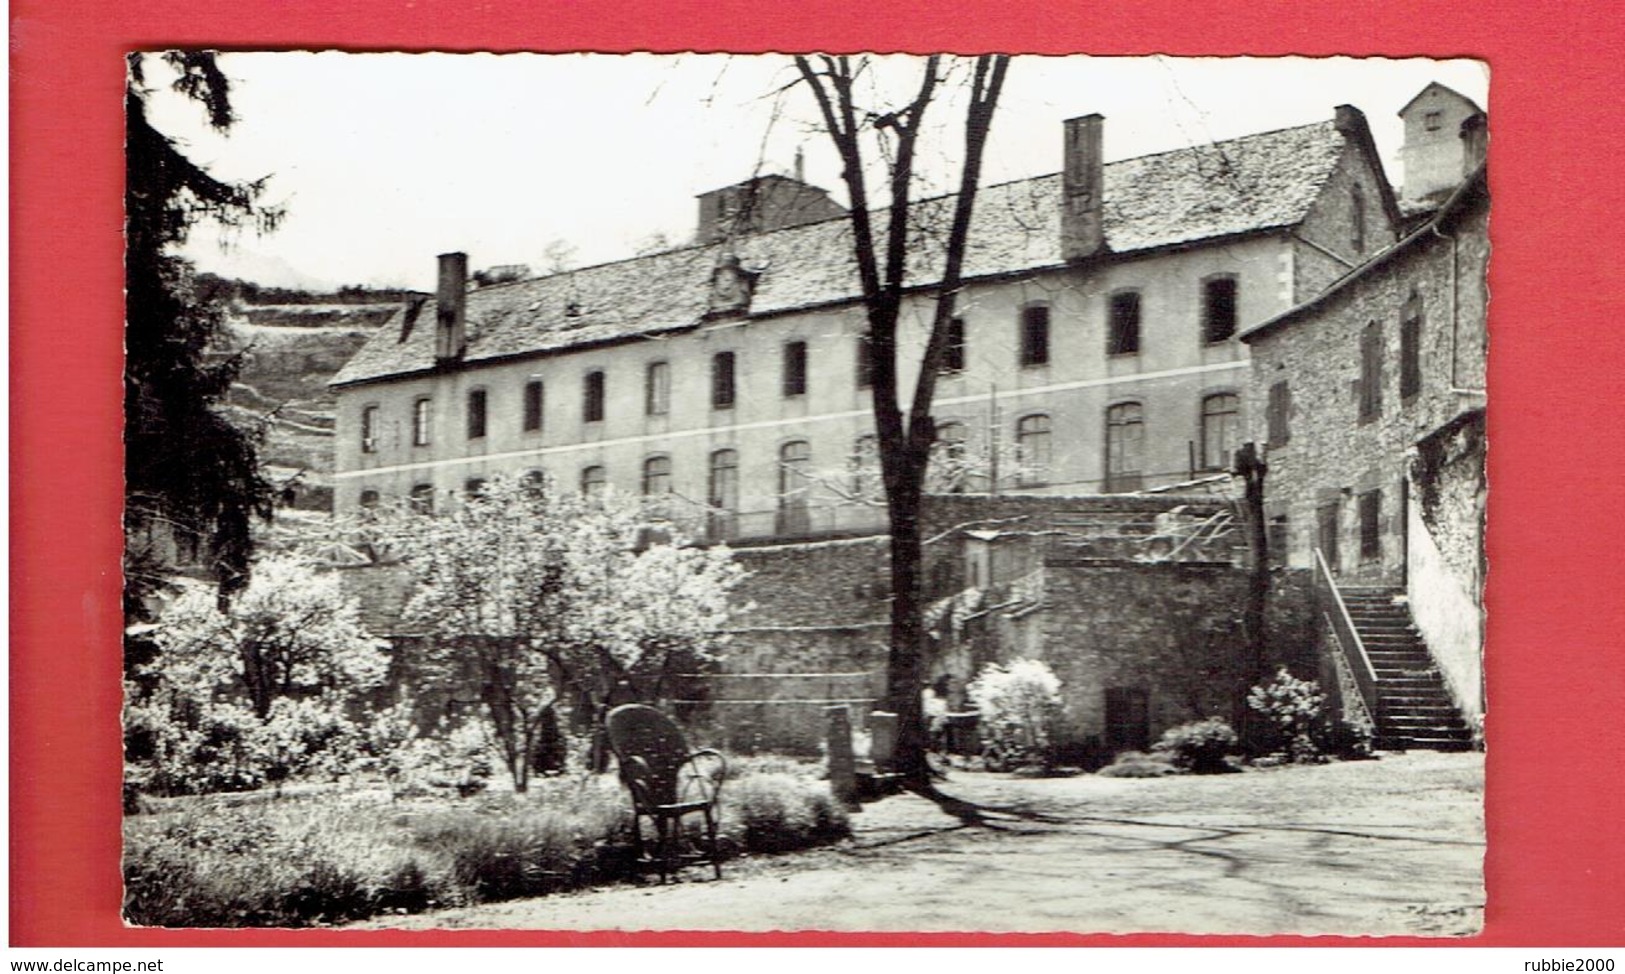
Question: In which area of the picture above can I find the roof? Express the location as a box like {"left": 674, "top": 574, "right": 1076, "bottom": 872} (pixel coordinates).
{"left": 1239, "top": 162, "right": 1487, "bottom": 344}
{"left": 333, "top": 119, "right": 1349, "bottom": 389}
{"left": 1398, "top": 82, "right": 1484, "bottom": 118}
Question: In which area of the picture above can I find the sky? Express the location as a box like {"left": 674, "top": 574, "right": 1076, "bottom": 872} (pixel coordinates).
{"left": 141, "top": 54, "right": 1489, "bottom": 292}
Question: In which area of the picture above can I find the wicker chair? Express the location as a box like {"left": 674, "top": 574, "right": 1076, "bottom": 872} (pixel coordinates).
{"left": 605, "top": 704, "right": 727, "bottom": 882}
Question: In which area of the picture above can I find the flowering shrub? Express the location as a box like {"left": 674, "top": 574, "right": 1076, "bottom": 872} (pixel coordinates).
{"left": 966, "top": 659, "right": 1063, "bottom": 771}
{"left": 1096, "top": 750, "right": 1181, "bottom": 778}
{"left": 1151, "top": 717, "right": 1238, "bottom": 773}
{"left": 1247, "top": 667, "right": 1328, "bottom": 763}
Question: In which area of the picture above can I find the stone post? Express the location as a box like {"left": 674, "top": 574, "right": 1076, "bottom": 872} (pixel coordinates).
{"left": 825, "top": 705, "right": 859, "bottom": 810}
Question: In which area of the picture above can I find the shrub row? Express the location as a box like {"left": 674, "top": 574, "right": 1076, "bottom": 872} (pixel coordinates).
{"left": 124, "top": 764, "right": 848, "bottom": 928}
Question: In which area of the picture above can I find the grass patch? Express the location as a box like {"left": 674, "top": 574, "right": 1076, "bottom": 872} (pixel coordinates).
{"left": 124, "top": 761, "right": 849, "bottom": 928}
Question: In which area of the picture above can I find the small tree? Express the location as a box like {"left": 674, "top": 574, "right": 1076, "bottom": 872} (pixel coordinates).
{"left": 384, "top": 476, "right": 746, "bottom": 792}
{"left": 966, "top": 659, "right": 1063, "bottom": 771}
{"left": 127, "top": 555, "right": 388, "bottom": 794}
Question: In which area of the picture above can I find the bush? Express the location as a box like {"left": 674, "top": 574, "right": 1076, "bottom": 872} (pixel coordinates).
{"left": 722, "top": 772, "right": 849, "bottom": 853}
{"left": 1097, "top": 751, "right": 1182, "bottom": 778}
{"left": 966, "top": 659, "right": 1064, "bottom": 772}
{"left": 1246, "top": 667, "right": 1328, "bottom": 763}
{"left": 1151, "top": 717, "right": 1239, "bottom": 774}
{"left": 123, "top": 758, "right": 850, "bottom": 927}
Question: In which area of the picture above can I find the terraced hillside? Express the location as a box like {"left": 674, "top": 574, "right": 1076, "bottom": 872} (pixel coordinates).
{"left": 222, "top": 302, "right": 399, "bottom": 511}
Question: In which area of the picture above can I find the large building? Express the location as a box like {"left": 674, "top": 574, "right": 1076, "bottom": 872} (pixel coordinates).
{"left": 329, "top": 106, "right": 1403, "bottom": 541}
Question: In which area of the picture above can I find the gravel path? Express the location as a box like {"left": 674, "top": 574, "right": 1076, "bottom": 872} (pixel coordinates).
{"left": 357, "top": 750, "right": 1484, "bottom": 936}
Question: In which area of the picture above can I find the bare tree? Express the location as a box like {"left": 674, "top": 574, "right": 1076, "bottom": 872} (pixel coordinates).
{"left": 793, "top": 54, "right": 1010, "bottom": 787}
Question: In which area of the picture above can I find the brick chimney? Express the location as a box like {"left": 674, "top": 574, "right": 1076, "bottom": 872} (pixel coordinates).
{"left": 1061, "top": 114, "right": 1105, "bottom": 261}
{"left": 434, "top": 251, "right": 468, "bottom": 364}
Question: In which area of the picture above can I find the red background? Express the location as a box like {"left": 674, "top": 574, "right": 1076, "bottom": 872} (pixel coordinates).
{"left": 11, "top": 0, "right": 1625, "bottom": 947}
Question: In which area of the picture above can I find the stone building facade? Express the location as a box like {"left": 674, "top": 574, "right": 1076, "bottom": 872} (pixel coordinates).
{"left": 328, "top": 108, "right": 1400, "bottom": 540}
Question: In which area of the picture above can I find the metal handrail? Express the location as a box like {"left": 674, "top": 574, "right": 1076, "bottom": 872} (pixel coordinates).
{"left": 1314, "top": 547, "right": 1379, "bottom": 718}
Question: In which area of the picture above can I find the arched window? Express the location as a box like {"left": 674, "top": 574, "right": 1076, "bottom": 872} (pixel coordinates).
{"left": 777, "top": 440, "right": 812, "bottom": 535}
{"left": 360, "top": 405, "right": 379, "bottom": 454}
{"left": 1201, "top": 393, "right": 1240, "bottom": 471}
{"left": 409, "top": 483, "right": 435, "bottom": 514}
{"left": 412, "top": 397, "right": 432, "bottom": 446}
{"left": 1359, "top": 320, "right": 1383, "bottom": 423}
{"left": 1016, "top": 414, "right": 1052, "bottom": 487}
{"left": 580, "top": 465, "right": 606, "bottom": 498}
{"left": 1400, "top": 291, "right": 1423, "bottom": 400}
{"left": 933, "top": 421, "right": 969, "bottom": 493}
{"left": 583, "top": 371, "right": 605, "bottom": 423}
{"left": 645, "top": 361, "right": 670, "bottom": 416}
{"left": 707, "top": 449, "right": 739, "bottom": 540}
{"left": 521, "top": 469, "right": 547, "bottom": 498}
{"left": 850, "top": 434, "right": 879, "bottom": 496}
{"left": 642, "top": 455, "right": 672, "bottom": 496}
{"left": 1105, "top": 402, "right": 1145, "bottom": 492}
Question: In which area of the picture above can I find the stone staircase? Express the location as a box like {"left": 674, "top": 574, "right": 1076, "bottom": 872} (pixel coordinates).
{"left": 1339, "top": 585, "right": 1474, "bottom": 751}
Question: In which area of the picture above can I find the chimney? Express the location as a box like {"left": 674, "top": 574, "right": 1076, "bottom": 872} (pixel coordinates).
{"left": 1061, "top": 114, "right": 1105, "bottom": 261}
{"left": 1460, "top": 113, "right": 1488, "bottom": 173}
{"left": 434, "top": 251, "right": 467, "bottom": 363}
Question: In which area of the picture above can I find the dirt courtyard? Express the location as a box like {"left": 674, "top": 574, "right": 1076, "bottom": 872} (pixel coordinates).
{"left": 360, "top": 750, "right": 1484, "bottom": 937}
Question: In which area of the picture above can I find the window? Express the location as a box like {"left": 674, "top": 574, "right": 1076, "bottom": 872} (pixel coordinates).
{"left": 783, "top": 341, "right": 807, "bottom": 397}
{"left": 1317, "top": 500, "right": 1340, "bottom": 573}
{"left": 464, "top": 477, "right": 486, "bottom": 498}
{"left": 1350, "top": 183, "right": 1366, "bottom": 254}
{"left": 1267, "top": 380, "right": 1291, "bottom": 447}
{"left": 777, "top": 440, "right": 812, "bottom": 535}
{"left": 1401, "top": 293, "right": 1423, "bottom": 400}
{"left": 1202, "top": 276, "right": 1238, "bottom": 344}
{"left": 856, "top": 333, "right": 875, "bottom": 389}
{"left": 1016, "top": 414, "right": 1052, "bottom": 487}
{"left": 412, "top": 398, "right": 432, "bottom": 447}
{"left": 1104, "top": 687, "right": 1150, "bottom": 755}
{"left": 711, "top": 351, "right": 736, "bottom": 409}
{"left": 523, "top": 379, "right": 544, "bottom": 432}
{"left": 707, "top": 449, "right": 739, "bottom": 540}
{"left": 1200, "top": 393, "right": 1240, "bottom": 471}
{"left": 466, "top": 389, "right": 487, "bottom": 440}
{"left": 1424, "top": 110, "right": 1443, "bottom": 132}
{"left": 1359, "top": 489, "right": 1382, "bottom": 561}
{"left": 942, "top": 317, "right": 966, "bottom": 373}
{"left": 580, "top": 465, "right": 606, "bottom": 498}
{"left": 933, "top": 421, "right": 968, "bottom": 493}
{"left": 1104, "top": 402, "right": 1144, "bottom": 492}
{"left": 521, "top": 469, "right": 547, "bottom": 498}
{"left": 644, "top": 361, "right": 669, "bottom": 416}
{"left": 360, "top": 405, "right": 379, "bottom": 453}
{"left": 850, "top": 434, "right": 879, "bottom": 495}
{"left": 1019, "top": 305, "right": 1050, "bottom": 367}
{"left": 642, "top": 455, "right": 672, "bottom": 496}
{"left": 358, "top": 488, "right": 380, "bottom": 509}
{"left": 1108, "top": 291, "right": 1141, "bottom": 356}
{"left": 1359, "top": 320, "right": 1383, "bottom": 423}
{"left": 409, "top": 483, "right": 434, "bottom": 514}
{"left": 583, "top": 371, "right": 605, "bottom": 423}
